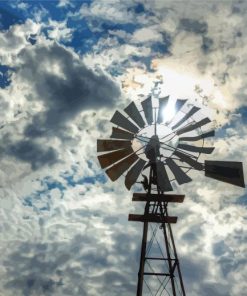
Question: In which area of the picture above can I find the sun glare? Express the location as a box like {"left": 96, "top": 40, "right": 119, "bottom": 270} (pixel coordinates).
{"left": 122, "top": 62, "right": 231, "bottom": 125}
{"left": 162, "top": 100, "right": 176, "bottom": 122}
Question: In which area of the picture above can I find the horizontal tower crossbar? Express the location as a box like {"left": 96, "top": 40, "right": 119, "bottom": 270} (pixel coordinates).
{"left": 145, "top": 257, "right": 176, "bottom": 261}
{"left": 143, "top": 272, "right": 170, "bottom": 276}
{"left": 128, "top": 214, "right": 177, "bottom": 223}
{"left": 132, "top": 193, "right": 185, "bottom": 203}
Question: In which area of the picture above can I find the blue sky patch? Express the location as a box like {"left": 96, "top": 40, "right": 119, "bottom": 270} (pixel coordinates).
{"left": 101, "top": 22, "right": 137, "bottom": 34}
{"left": 236, "top": 106, "right": 247, "bottom": 123}
{"left": 61, "top": 172, "right": 107, "bottom": 187}
{"left": 64, "top": 18, "right": 102, "bottom": 54}
{"left": 27, "top": 34, "right": 37, "bottom": 45}
{"left": 0, "top": 65, "right": 12, "bottom": 88}
{"left": 133, "top": 3, "right": 145, "bottom": 14}
{"left": 151, "top": 41, "right": 170, "bottom": 55}
{"left": 23, "top": 177, "right": 66, "bottom": 212}
{"left": 0, "top": 4, "right": 24, "bottom": 29}
{"left": 235, "top": 193, "right": 247, "bottom": 206}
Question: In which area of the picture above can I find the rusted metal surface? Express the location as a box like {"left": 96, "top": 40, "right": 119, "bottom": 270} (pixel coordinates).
{"left": 175, "top": 99, "right": 187, "bottom": 113}
{"left": 156, "top": 160, "right": 173, "bottom": 192}
{"left": 97, "top": 139, "right": 131, "bottom": 152}
{"left": 110, "top": 127, "right": 134, "bottom": 140}
{"left": 172, "top": 106, "right": 200, "bottom": 130}
{"left": 97, "top": 147, "right": 133, "bottom": 169}
{"left": 143, "top": 272, "right": 170, "bottom": 276}
{"left": 177, "top": 143, "right": 214, "bottom": 154}
{"left": 132, "top": 193, "right": 185, "bottom": 203}
{"left": 106, "top": 153, "right": 138, "bottom": 181}
{"left": 173, "top": 150, "right": 204, "bottom": 170}
{"left": 124, "top": 101, "right": 145, "bottom": 128}
{"left": 141, "top": 96, "right": 153, "bottom": 125}
{"left": 125, "top": 158, "right": 146, "bottom": 190}
{"left": 176, "top": 117, "right": 211, "bottom": 135}
{"left": 144, "top": 135, "right": 160, "bottom": 161}
{"left": 111, "top": 110, "right": 139, "bottom": 133}
{"left": 179, "top": 130, "right": 215, "bottom": 142}
{"left": 205, "top": 160, "right": 245, "bottom": 188}
{"left": 166, "top": 158, "right": 192, "bottom": 185}
{"left": 128, "top": 213, "right": 177, "bottom": 223}
{"left": 137, "top": 220, "right": 148, "bottom": 296}
{"left": 131, "top": 162, "right": 187, "bottom": 295}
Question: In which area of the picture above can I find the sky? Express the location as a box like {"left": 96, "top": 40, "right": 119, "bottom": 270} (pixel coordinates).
{"left": 0, "top": 0, "right": 246, "bottom": 295}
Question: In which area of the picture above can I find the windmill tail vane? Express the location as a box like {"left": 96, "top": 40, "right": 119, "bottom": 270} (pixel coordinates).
{"left": 97, "top": 92, "right": 245, "bottom": 296}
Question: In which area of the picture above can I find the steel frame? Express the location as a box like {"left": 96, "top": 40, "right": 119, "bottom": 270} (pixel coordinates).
{"left": 129, "top": 164, "right": 186, "bottom": 296}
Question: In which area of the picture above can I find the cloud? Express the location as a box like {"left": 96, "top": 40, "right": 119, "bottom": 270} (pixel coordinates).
{"left": 46, "top": 19, "right": 74, "bottom": 43}
{"left": 78, "top": 0, "right": 139, "bottom": 25}
{"left": 0, "top": 178, "right": 140, "bottom": 296}
{"left": 0, "top": 19, "right": 41, "bottom": 64}
{"left": 14, "top": 42, "right": 120, "bottom": 135}
{"left": 84, "top": 0, "right": 245, "bottom": 117}
{"left": 0, "top": 1, "right": 246, "bottom": 296}
{"left": 57, "top": 0, "right": 73, "bottom": 8}
{"left": 179, "top": 18, "right": 208, "bottom": 35}
{"left": 130, "top": 27, "right": 163, "bottom": 44}
{"left": 0, "top": 38, "right": 120, "bottom": 170}
{"left": 6, "top": 139, "right": 59, "bottom": 170}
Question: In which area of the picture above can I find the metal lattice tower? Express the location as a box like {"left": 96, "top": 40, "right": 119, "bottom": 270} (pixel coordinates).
{"left": 129, "top": 164, "right": 186, "bottom": 296}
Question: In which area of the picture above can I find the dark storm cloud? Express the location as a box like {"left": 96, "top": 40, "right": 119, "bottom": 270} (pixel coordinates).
{"left": 201, "top": 36, "right": 214, "bottom": 53}
{"left": 16, "top": 42, "right": 120, "bottom": 136}
{"left": 3, "top": 231, "right": 137, "bottom": 296}
{"left": 181, "top": 255, "right": 209, "bottom": 283}
{"left": 3, "top": 41, "right": 121, "bottom": 168}
{"left": 179, "top": 18, "right": 208, "bottom": 35}
{"left": 7, "top": 139, "right": 58, "bottom": 169}
{"left": 199, "top": 282, "right": 230, "bottom": 296}
{"left": 4, "top": 241, "right": 73, "bottom": 296}
{"left": 180, "top": 223, "right": 204, "bottom": 243}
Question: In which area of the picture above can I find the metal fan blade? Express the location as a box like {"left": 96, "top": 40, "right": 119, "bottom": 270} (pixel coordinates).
{"left": 124, "top": 101, "right": 145, "bottom": 128}
{"left": 156, "top": 161, "right": 173, "bottom": 192}
{"left": 106, "top": 153, "right": 139, "bottom": 181}
{"left": 205, "top": 161, "right": 245, "bottom": 188}
{"left": 176, "top": 117, "right": 211, "bottom": 135}
{"left": 175, "top": 99, "right": 187, "bottom": 113}
{"left": 125, "top": 158, "right": 146, "bottom": 190}
{"left": 157, "top": 96, "right": 169, "bottom": 123}
{"left": 166, "top": 99, "right": 188, "bottom": 124}
{"left": 97, "top": 139, "right": 132, "bottom": 152}
{"left": 110, "top": 127, "right": 134, "bottom": 140}
{"left": 98, "top": 147, "right": 134, "bottom": 169}
{"left": 141, "top": 96, "right": 153, "bottom": 125}
{"left": 172, "top": 106, "right": 200, "bottom": 130}
{"left": 179, "top": 130, "right": 215, "bottom": 142}
{"left": 166, "top": 158, "right": 192, "bottom": 185}
{"left": 111, "top": 111, "right": 139, "bottom": 133}
{"left": 173, "top": 151, "right": 204, "bottom": 170}
{"left": 177, "top": 144, "right": 214, "bottom": 154}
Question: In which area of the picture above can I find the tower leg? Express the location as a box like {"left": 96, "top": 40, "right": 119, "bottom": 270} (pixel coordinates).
{"left": 137, "top": 201, "right": 150, "bottom": 296}
{"left": 137, "top": 221, "right": 148, "bottom": 296}
{"left": 161, "top": 213, "right": 177, "bottom": 296}
{"left": 165, "top": 208, "right": 186, "bottom": 296}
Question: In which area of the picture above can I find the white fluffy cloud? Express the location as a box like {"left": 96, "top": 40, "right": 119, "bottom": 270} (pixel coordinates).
{"left": 0, "top": 19, "right": 41, "bottom": 64}
{"left": 130, "top": 26, "right": 163, "bottom": 44}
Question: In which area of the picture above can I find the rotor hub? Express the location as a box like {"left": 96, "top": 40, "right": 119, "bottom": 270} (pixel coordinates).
{"left": 132, "top": 124, "right": 179, "bottom": 161}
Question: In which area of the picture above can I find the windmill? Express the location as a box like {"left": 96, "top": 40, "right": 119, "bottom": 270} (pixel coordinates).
{"left": 97, "top": 85, "right": 245, "bottom": 295}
